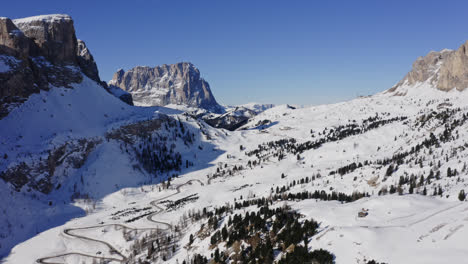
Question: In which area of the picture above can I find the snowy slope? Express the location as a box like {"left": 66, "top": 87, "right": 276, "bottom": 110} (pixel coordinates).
{"left": 4, "top": 80, "right": 468, "bottom": 263}
{"left": 0, "top": 73, "right": 223, "bottom": 258}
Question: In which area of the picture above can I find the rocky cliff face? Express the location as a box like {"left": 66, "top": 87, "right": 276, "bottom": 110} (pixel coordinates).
{"left": 109, "top": 62, "right": 223, "bottom": 113}
{"left": 0, "top": 14, "right": 110, "bottom": 118}
{"left": 389, "top": 40, "right": 468, "bottom": 93}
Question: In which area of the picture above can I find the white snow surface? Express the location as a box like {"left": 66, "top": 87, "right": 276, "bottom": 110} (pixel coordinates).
{"left": 0, "top": 60, "right": 10, "bottom": 73}
{"left": 12, "top": 14, "right": 72, "bottom": 25}
{"left": 0, "top": 55, "right": 19, "bottom": 73}
{"left": 3, "top": 78, "right": 468, "bottom": 263}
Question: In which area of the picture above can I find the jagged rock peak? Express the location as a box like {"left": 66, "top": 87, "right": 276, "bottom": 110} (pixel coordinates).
{"left": 76, "top": 39, "right": 100, "bottom": 82}
{"left": 0, "top": 14, "right": 103, "bottom": 118}
{"left": 109, "top": 62, "right": 223, "bottom": 113}
{"left": 12, "top": 14, "right": 77, "bottom": 64}
{"left": 389, "top": 40, "right": 468, "bottom": 94}
{"left": 0, "top": 17, "right": 31, "bottom": 58}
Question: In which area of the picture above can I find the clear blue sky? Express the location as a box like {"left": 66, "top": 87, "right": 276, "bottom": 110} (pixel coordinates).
{"left": 6, "top": 0, "right": 468, "bottom": 105}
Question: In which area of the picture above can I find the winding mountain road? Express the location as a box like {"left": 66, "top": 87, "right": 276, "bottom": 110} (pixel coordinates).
{"left": 36, "top": 179, "right": 204, "bottom": 264}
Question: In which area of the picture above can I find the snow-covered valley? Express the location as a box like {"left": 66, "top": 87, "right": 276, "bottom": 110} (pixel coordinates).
{"left": 3, "top": 78, "right": 468, "bottom": 263}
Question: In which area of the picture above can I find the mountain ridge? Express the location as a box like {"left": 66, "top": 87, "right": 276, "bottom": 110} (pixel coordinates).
{"left": 109, "top": 62, "right": 223, "bottom": 113}
{"left": 389, "top": 40, "right": 468, "bottom": 95}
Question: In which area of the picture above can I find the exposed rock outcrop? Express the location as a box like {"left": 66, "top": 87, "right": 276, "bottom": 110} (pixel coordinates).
{"left": 12, "top": 14, "right": 78, "bottom": 64}
{"left": 109, "top": 62, "right": 223, "bottom": 113}
{"left": 0, "top": 138, "right": 101, "bottom": 194}
{"left": 389, "top": 40, "right": 468, "bottom": 93}
{"left": 0, "top": 14, "right": 104, "bottom": 118}
{"left": 76, "top": 39, "right": 100, "bottom": 83}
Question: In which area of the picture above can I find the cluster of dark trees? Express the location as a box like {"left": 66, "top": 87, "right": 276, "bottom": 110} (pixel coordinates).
{"left": 279, "top": 247, "right": 334, "bottom": 264}
{"left": 276, "top": 190, "right": 369, "bottom": 203}
{"left": 331, "top": 162, "right": 362, "bottom": 176}
{"left": 246, "top": 115, "right": 407, "bottom": 162}
{"left": 244, "top": 109, "right": 467, "bottom": 194}
{"left": 227, "top": 188, "right": 368, "bottom": 212}
{"left": 135, "top": 119, "right": 196, "bottom": 176}
{"left": 271, "top": 176, "right": 369, "bottom": 201}
{"left": 207, "top": 162, "right": 246, "bottom": 183}
{"left": 163, "top": 185, "right": 348, "bottom": 264}
{"left": 181, "top": 254, "right": 208, "bottom": 264}
{"left": 324, "top": 108, "right": 468, "bottom": 199}
{"left": 125, "top": 210, "right": 155, "bottom": 223}
{"left": 245, "top": 138, "right": 297, "bottom": 159}
{"left": 138, "top": 118, "right": 197, "bottom": 176}
{"left": 366, "top": 260, "right": 387, "bottom": 264}
{"left": 128, "top": 228, "right": 180, "bottom": 263}
{"left": 137, "top": 138, "right": 183, "bottom": 174}
{"left": 208, "top": 205, "right": 333, "bottom": 264}
{"left": 161, "top": 194, "right": 199, "bottom": 211}
{"left": 417, "top": 108, "right": 467, "bottom": 143}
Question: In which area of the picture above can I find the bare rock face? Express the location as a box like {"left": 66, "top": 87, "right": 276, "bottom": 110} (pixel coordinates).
{"left": 109, "top": 62, "right": 223, "bottom": 113}
{"left": 390, "top": 40, "right": 468, "bottom": 93}
{"left": 12, "top": 14, "right": 77, "bottom": 64}
{"left": 437, "top": 41, "right": 468, "bottom": 91}
{"left": 76, "top": 39, "right": 100, "bottom": 83}
{"left": 0, "top": 14, "right": 104, "bottom": 118}
{"left": 0, "top": 17, "right": 32, "bottom": 57}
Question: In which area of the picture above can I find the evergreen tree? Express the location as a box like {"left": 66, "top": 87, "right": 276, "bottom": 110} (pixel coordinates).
{"left": 147, "top": 241, "right": 154, "bottom": 259}
{"left": 221, "top": 226, "right": 228, "bottom": 241}
{"left": 385, "top": 165, "right": 394, "bottom": 176}
{"left": 214, "top": 248, "right": 220, "bottom": 263}
{"left": 459, "top": 190, "right": 466, "bottom": 201}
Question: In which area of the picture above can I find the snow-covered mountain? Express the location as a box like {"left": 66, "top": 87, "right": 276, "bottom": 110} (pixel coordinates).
{"left": 201, "top": 106, "right": 258, "bottom": 131}
{"left": 2, "top": 14, "right": 468, "bottom": 264}
{"left": 389, "top": 40, "right": 468, "bottom": 95}
{"left": 0, "top": 14, "right": 133, "bottom": 117}
{"left": 109, "top": 63, "right": 277, "bottom": 130}
{"left": 237, "top": 102, "right": 275, "bottom": 113}
{"left": 192, "top": 103, "right": 275, "bottom": 131}
{"left": 0, "top": 14, "right": 221, "bottom": 258}
{"left": 109, "top": 63, "right": 223, "bottom": 113}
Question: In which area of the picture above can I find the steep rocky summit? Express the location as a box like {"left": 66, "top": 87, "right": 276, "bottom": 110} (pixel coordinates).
{"left": 109, "top": 62, "right": 223, "bottom": 113}
{"left": 0, "top": 14, "right": 102, "bottom": 117}
{"left": 389, "top": 40, "right": 468, "bottom": 93}
{"left": 0, "top": 14, "right": 129, "bottom": 118}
